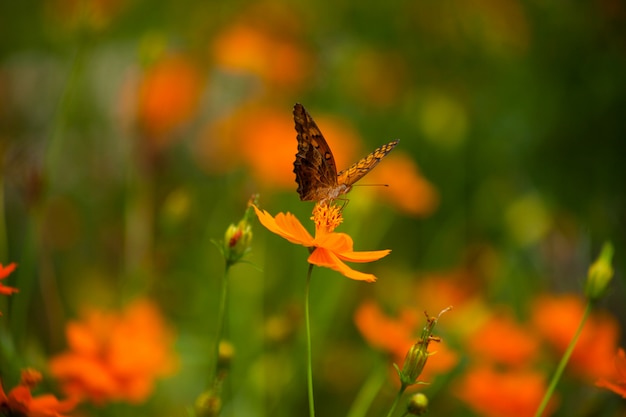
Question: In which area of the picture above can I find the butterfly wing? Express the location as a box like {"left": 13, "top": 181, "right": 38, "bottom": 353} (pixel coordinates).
{"left": 293, "top": 103, "right": 339, "bottom": 201}
{"left": 337, "top": 139, "right": 399, "bottom": 187}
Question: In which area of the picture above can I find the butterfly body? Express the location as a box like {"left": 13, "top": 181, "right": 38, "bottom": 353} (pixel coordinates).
{"left": 293, "top": 103, "right": 398, "bottom": 202}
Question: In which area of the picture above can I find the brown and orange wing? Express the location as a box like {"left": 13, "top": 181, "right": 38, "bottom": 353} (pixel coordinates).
{"left": 337, "top": 139, "right": 399, "bottom": 187}
{"left": 293, "top": 103, "right": 338, "bottom": 201}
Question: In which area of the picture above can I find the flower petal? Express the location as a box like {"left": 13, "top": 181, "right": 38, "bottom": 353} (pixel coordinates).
{"left": 0, "top": 284, "right": 19, "bottom": 295}
{"left": 28, "top": 393, "right": 79, "bottom": 415}
{"left": 253, "top": 205, "right": 314, "bottom": 246}
{"left": 336, "top": 249, "right": 391, "bottom": 263}
{"left": 0, "top": 263, "right": 16, "bottom": 280}
{"left": 314, "top": 233, "right": 391, "bottom": 263}
{"left": 308, "top": 248, "right": 378, "bottom": 282}
{"left": 314, "top": 232, "right": 354, "bottom": 252}
{"left": 615, "top": 348, "right": 626, "bottom": 380}
{"left": 596, "top": 378, "right": 626, "bottom": 398}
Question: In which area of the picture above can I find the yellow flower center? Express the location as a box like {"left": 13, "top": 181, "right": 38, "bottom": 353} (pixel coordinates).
{"left": 311, "top": 202, "right": 343, "bottom": 233}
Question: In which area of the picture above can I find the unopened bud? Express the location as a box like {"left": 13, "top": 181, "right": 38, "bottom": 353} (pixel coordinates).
{"left": 407, "top": 393, "right": 429, "bottom": 415}
{"left": 194, "top": 389, "right": 222, "bottom": 417}
{"left": 394, "top": 307, "right": 451, "bottom": 387}
{"left": 398, "top": 338, "right": 432, "bottom": 386}
{"left": 217, "top": 340, "right": 235, "bottom": 377}
{"left": 220, "top": 197, "right": 256, "bottom": 268}
{"left": 20, "top": 368, "right": 42, "bottom": 389}
{"left": 585, "top": 242, "right": 614, "bottom": 302}
{"left": 393, "top": 307, "right": 452, "bottom": 387}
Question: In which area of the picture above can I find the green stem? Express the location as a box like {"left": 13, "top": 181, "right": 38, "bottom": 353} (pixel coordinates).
{"left": 10, "top": 25, "right": 86, "bottom": 352}
{"left": 385, "top": 384, "right": 407, "bottom": 417}
{"left": 211, "top": 263, "right": 230, "bottom": 384}
{"left": 44, "top": 39, "right": 86, "bottom": 185}
{"left": 305, "top": 263, "right": 315, "bottom": 417}
{"left": 346, "top": 360, "right": 388, "bottom": 417}
{"left": 534, "top": 301, "right": 592, "bottom": 417}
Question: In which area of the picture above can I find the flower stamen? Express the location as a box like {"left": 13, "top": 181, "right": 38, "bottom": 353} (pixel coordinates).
{"left": 311, "top": 202, "right": 343, "bottom": 233}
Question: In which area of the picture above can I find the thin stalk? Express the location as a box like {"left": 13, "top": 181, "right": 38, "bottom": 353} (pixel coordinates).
{"left": 385, "top": 384, "right": 407, "bottom": 417}
{"left": 10, "top": 29, "right": 86, "bottom": 348}
{"left": 346, "top": 360, "right": 388, "bottom": 417}
{"left": 211, "top": 262, "right": 230, "bottom": 384}
{"left": 534, "top": 301, "right": 592, "bottom": 417}
{"left": 305, "top": 262, "right": 315, "bottom": 417}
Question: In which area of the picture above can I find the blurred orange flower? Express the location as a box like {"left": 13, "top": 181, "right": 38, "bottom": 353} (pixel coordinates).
{"left": 232, "top": 107, "right": 300, "bottom": 188}
{"left": 354, "top": 300, "right": 458, "bottom": 381}
{"left": 212, "top": 20, "right": 312, "bottom": 88}
{"left": 136, "top": 54, "right": 204, "bottom": 146}
{"left": 453, "top": 364, "right": 555, "bottom": 417}
{"left": 411, "top": 269, "right": 488, "bottom": 340}
{"left": 196, "top": 105, "right": 361, "bottom": 191}
{"left": 49, "top": 298, "right": 178, "bottom": 405}
{"left": 0, "top": 368, "right": 77, "bottom": 417}
{"left": 367, "top": 152, "right": 439, "bottom": 217}
{"left": 596, "top": 348, "right": 626, "bottom": 398}
{"left": 0, "top": 262, "right": 19, "bottom": 296}
{"left": 253, "top": 204, "right": 390, "bottom": 282}
{"left": 354, "top": 300, "right": 418, "bottom": 359}
{"left": 413, "top": 269, "right": 478, "bottom": 311}
{"left": 532, "top": 294, "right": 620, "bottom": 381}
{"left": 466, "top": 312, "right": 540, "bottom": 367}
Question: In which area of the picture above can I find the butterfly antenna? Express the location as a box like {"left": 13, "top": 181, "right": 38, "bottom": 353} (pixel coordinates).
{"left": 352, "top": 183, "right": 390, "bottom": 188}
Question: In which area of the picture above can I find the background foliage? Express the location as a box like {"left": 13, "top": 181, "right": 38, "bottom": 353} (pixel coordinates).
{"left": 0, "top": 0, "right": 625, "bottom": 416}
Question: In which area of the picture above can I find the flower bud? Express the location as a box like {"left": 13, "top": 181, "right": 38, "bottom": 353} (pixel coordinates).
{"left": 194, "top": 389, "right": 222, "bottom": 417}
{"left": 219, "top": 195, "right": 258, "bottom": 268}
{"left": 20, "top": 368, "right": 43, "bottom": 388}
{"left": 217, "top": 340, "right": 235, "bottom": 378}
{"left": 585, "top": 242, "right": 614, "bottom": 302}
{"left": 397, "top": 338, "right": 432, "bottom": 386}
{"left": 224, "top": 220, "right": 253, "bottom": 265}
{"left": 394, "top": 307, "right": 451, "bottom": 387}
{"left": 407, "top": 393, "right": 429, "bottom": 415}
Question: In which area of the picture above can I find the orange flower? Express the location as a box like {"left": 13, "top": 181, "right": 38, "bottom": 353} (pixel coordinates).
{"left": 211, "top": 2, "right": 313, "bottom": 90}
{"left": 412, "top": 269, "right": 478, "bottom": 316}
{"left": 453, "top": 364, "right": 556, "bottom": 417}
{"left": 50, "top": 299, "right": 178, "bottom": 405}
{"left": 596, "top": 348, "right": 626, "bottom": 398}
{"left": 354, "top": 300, "right": 418, "bottom": 359}
{"left": 466, "top": 312, "right": 540, "bottom": 367}
{"left": 136, "top": 54, "right": 204, "bottom": 146}
{"left": 0, "top": 368, "right": 77, "bottom": 417}
{"left": 532, "top": 294, "right": 619, "bottom": 381}
{"left": 253, "top": 204, "right": 390, "bottom": 282}
{"left": 0, "top": 262, "right": 19, "bottom": 296}
{"left": 367, "top": 152, "right": 439, "bottom": 217}
{"left": 231, "top": 107, "right": 301, "bottom": 188}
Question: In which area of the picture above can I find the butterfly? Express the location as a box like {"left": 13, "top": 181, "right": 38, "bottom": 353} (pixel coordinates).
{"left": 293, "top": 103, "right": 399, "bottom": 202}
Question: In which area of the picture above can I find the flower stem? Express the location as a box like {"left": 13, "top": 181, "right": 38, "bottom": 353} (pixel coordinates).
{"left": 385, "top": 384, "right": 407, "bottom": 417}
{"left": 211, "top": 263, "right": 230, "bottom": 385}
{"left": 534, "top": 301, "right": 592, "bottom": 417}
{"left": 346, "top": 360, "right": 387, "bottom": 417}
{"left": 305, "top": 262, "right": 315, "bottom": 417}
